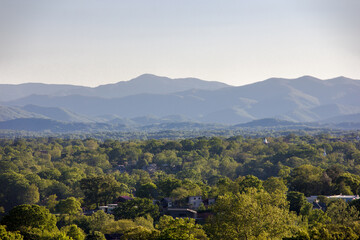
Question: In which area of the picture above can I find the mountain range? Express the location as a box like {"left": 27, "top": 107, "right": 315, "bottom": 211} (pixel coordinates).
{"left": 0, "top": 74, "right": 359, "bottom": 132}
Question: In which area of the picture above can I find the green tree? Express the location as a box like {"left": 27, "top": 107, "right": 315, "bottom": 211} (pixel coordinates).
{"left": 263, "top": 177, "right": 288, "bottom": 194}
{"left": 21, "top": 229, "right": 72, "bottom": 240}
{"left": 88, "top": 210, "right": 115, "bottom": 233}
{"left": 80, "top": 176, "right": 120, "bottom": 208}
{"left": 180, "top": 139, "right": 194, "bottom": 151}
{"left": 0, "top": 172, "right": 40, "bottom": 211}
{"left": 113, "top": 198, "right": 159, "bottom": 220}
{"left": 307, "top": 209, "right": 331, "bottom": 226}
{"left": 121, "top": 226, "right": 158, "bottom": 240}
{"left": 38, "top": 168, "right": 61, "bottom": 180}
{"left": 155, "top": 176, "right": 181, "bottom": 197}
{"left": 287, "top": 191, "right": 312, "bottom": 216}
{"left": 206, "top": 189, "right": 299, "bottom": 240}
{"left": 0, "top": 225, "right": 23, "bottom": 240}
{"left": 136, "top": 182, "right": 158, "bottom": 199}
{"left": 237, "top": 175, "right": 264, "bottom": 193}
{"left": 309, "top": 223, "right": 358, "bottom": 240}
{"left": 56, "top": 197, "right": 82, "bottom": 215}
{"left": 1, "top": 204, "right": 57, "bottom": 232}
{"left": 61, "top": 224, "right": 86, "bottom": 240}
{"left": 326, "top": 199, "right": 359, "bottom": 225}
{"left": 100, "top": 219, "right": 137, "bottom": 235}
{"left": 335, "top": 173, "right": 360, "bottom": 195}
{"left": 22, "top": 184, "right": 40, "bottom": 205}
{"left": 289, "top": 165, "right": 323, "bottom": 196}
{"left": 45, "top": 194, "right": 58, "bottom": 213}
{"left": 157, "top": 215, "right": 208, "bottom": 240}
{"left": 85, "top": 231, "right": 106, "bottom": 240}
{"left": 349, "top": 198, "right": 360, "bottom": 212}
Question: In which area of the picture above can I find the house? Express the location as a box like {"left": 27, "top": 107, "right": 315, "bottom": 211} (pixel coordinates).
{"left": 143, "top": 163, "right": 157, "bottom": 173}
{"left": 327, "top": 194, "right": 360, "bottom": 202}
{"left": 165, "top": 208, "right": 197, "bottom": 219}
{"left": 306, "top": 196, "right": 318, "bottom": 204}
{"left": 203, "top": 198, "right": 216, "bottom": 208}
{"left": 99, "top": 204, "right": 118, "bottom": 214}
{"left": 307, "top": 195, "right": 360, "bottom": 210}
{"left": 188, "top": 196, "right": 202, "bottom": 209}
{"left": 312, "top": 201, "right": 327, "bottom": 211}
{"left": 161, "top": 198, "right": 173, "bottom": 208}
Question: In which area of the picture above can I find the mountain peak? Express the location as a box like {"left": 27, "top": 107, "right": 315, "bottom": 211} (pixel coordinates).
{"left": 127, "top": 74, "right": 171, "bottom": 84}
{"left": 295, "top": 75, "right": 321, "bottom": 81}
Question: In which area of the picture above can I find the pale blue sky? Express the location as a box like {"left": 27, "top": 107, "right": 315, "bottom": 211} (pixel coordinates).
{"left": 0, "top": 0, "right": 359, "bottom": 86}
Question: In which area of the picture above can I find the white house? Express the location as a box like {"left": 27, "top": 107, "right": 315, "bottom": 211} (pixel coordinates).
{"left": 188, "top": 196, "right": 202, "bottom": 209}
{"left": 99, "top": 203, "right": 118, "bottom": 214}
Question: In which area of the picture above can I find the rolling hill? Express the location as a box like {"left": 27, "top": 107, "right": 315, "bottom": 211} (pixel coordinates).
{"left": 1, "top": 75, "right": 360, "bottom": 130}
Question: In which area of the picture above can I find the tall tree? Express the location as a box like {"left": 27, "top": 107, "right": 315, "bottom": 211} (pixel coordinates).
{"left": 113, "top": 198, "right": 159, "bottom": 221}
{"left": 56, "top": 197, "right": 82, "bottom": 215}
{"left": 80, "top": 176, "right": 120, "bottom": 207}
{"left": 1, "top": 204, "right": 57, "bottom": 232}
{"left": 157, "top": 215, "right": 208, "bottom": 240}
{"left": 206, "top": 188, "right": 299, "bottom": 240}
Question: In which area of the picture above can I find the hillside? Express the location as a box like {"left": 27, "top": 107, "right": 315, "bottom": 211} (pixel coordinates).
{"left": 1, "top": 75, "right": 360, "bottom": 127}
{"left": 22, "top": 104, "right": 94, "bottom": 123}
{"left": 0, "top": 106, "right": 46, "bottom": 121}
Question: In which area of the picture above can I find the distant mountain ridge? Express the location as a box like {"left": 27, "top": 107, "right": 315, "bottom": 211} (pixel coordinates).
{"left": 1, "top": 74, "right": 360, "bottom": 129}
{"left": 0, "top": 74, "right": 229, "bottom": 101}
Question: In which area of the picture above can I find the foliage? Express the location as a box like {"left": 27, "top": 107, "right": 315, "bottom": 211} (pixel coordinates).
{"left": 287, "top": 191, "right": 313, "bottom": 215}
{"left": 157, "top": 216, "right": 208, "bottom": 240}
{"left": 326, "top": 199, "right": 359, "bottom": 225}
{"left": 85, "top": 231, "right": 106, "bottom": 240}
{"left": 121, "top": 226, "right": 158, "bottom": 240}
{"left": 1, "top": 204, "right": 57, "bottom": 232}
{"left": 113, "top": 198, "right": 160, "bottom": 221}
{"left": 206, "top": 188, "right": 300, "bottom": 240}
{"left": 135, "top": 182, "right": 158, "bottom": 199}
{"left": 0, "top": 225, "right": 23, "bottom": 240}
{"left": 80, "top": 176, "right": 121, "bottom": 207}
{"left": 1, "top": 133, "right": 360, "bottom": 238}
{"left": 56, "top": 197, "right": 82, "bottom": 215}
{"left": 61, "top": 224, "right": 86, "bottom": 240}
{"left": 0, "top": 172, "right": 40, "bottom": 211}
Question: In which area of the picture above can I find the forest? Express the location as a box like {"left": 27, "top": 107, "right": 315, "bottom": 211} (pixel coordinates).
{"left": 1, "top": 132, "right": 360, "bottom": 239}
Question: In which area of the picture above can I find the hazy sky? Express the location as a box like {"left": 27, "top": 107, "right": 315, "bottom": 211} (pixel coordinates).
{"left": 0, "top": 0, "right": 359, "bottom": 87}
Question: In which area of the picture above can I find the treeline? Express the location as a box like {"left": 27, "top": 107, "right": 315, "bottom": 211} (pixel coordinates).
{"left": 0, "top": 133, "right": 360, "bottom": 239}
{"left": 0, "top": 127, "right": 352, "bottom": 141}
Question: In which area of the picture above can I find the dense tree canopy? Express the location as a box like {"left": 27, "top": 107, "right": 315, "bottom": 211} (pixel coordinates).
{"left": 206, "top": 188, "right": 299, "bottom": 239}
{"left": 113, "top": 198, "right": 160, "bottom": 221}
{"left": 0, "top": 132, "right": 360, "bottom": 239}
{"left": 1, "top": 204, "right": 56, "bottom": 232}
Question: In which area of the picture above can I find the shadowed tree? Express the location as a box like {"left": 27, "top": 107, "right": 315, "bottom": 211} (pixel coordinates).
{"left": 80, "top": 176, "right": 120, "bottom": 208}
{"left": 1, "top": 204, "right": 57, "bottom": 232}
{"left": 113, "top": 198, "right": 159, "bottom": 221}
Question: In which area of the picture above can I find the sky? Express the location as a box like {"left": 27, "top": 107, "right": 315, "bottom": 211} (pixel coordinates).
{"left": 0, "top": 0, "right": 359, "bottom": 87}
